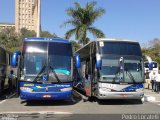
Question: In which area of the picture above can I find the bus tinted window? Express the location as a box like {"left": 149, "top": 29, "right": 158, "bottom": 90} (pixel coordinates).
{"left": 23, "top": 41, "right": 47, "bottom": 53}
{"left": 49, "top": 43, "right": 72, "bottom": 56}
{"left": 99, "top": 42, "right": 141, "bottom": 56}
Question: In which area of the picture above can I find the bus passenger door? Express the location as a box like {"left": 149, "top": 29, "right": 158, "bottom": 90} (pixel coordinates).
{"left": 83, "top": 60, "right": 92, "bottom": 97}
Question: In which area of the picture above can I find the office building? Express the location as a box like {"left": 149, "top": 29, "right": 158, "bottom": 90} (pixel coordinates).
{"left": 15, "top": 0, "right": 38, "bottom": 33}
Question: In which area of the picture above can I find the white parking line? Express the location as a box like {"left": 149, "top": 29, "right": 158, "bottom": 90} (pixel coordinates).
{"left": 0, "top": 100, "right": 6, "bottom": 104}
{"left": 0, "top": 111, "right": 72, "bottom": 114}
{"left": 152, "top": 101, "right": 160, "bottom": 103}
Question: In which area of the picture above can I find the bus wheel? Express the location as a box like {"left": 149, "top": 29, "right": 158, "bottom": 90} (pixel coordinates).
{"left": 0, "top": 84, "right": 3, "bottom": 96}
{"left": 0, "top": 84, "right": 1, "bottom": 95}
{"left": 70, "top": 94, "right": 77, "bottom": 104}
{"left": 135, "top": 99, "right": 143, "bottom": 104}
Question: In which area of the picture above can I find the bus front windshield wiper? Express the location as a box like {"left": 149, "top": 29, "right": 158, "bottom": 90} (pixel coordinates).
{"left": 125, "top": 69, "right": 136, "bottom": 83}
{"left": 113, "top": 67, "right": 120, "bottom": 83}
{"left": 33, "top": 65, "right": 46, "bottom": 82}
{"left": 49, "top": 66, "right": 62, "bottom": 83}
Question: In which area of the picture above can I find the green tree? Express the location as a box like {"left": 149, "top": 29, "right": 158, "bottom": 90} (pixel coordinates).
{"left": 70, "top": 40, "right": 81, "bottom": 52}
{"left": 20, "top": 28, "right": 36, "bottom": 38}
{"left": 40, "top": 31, "right": 57, "bottom": 38}
{"left": 63, "top": 1, "right": 105, "bottom": 45}
{"left": 142, "top": 38, "right": 160, "bottom": 68}
{"left": 0, "top": 27, "right": 20, "bottom": 51}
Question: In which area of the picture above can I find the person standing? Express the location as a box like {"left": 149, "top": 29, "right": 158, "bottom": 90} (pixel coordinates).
{"left": 8, "top": 70, "right": 14, "bottom": 94}
{"left": 145, "top": 70, "right": 150, "bottom": 89}
{"left": 156, "top": 71, "right": 160, "bottom": 94}
{"left": 150, "top": 71, "right": 157, "bottom": 92}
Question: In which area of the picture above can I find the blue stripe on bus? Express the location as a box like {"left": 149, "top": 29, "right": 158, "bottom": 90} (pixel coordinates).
{"left": 122, "top": 83, "right": 143, "bottom": 92}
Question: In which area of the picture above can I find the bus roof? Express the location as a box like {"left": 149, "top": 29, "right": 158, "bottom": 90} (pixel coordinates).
{"left": 23, "top": 37, "right": 70, "bottom": 43}
{"left": 75, "top": 38, "right": 139, "bottom": 53}
{"left": 96, "top": 38, "right": 139, "bottom": 43}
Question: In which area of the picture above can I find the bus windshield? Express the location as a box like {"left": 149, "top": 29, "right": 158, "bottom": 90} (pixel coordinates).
{"left": 99, "top": 41, "right": 142, "bottom": 56}
{"left": 23, "top": 41, "right": 72, "bottom": 82}
{"left": 23, "top": 41, "right": 47, "bottom": 81}
{"left": 100, "top": 55, "right": 144, "bottom": 83}
{"left": 48, "top": 43, "right": 72, "bottom": 82}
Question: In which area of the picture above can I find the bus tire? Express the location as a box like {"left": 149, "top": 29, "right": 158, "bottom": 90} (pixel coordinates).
{"left": 135, "top": 99, "right": 143, "bottom": 104}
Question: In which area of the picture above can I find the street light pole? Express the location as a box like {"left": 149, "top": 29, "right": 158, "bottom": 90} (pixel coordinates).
{"left": 37, "top": 0, "right": 41, "bottom": 37}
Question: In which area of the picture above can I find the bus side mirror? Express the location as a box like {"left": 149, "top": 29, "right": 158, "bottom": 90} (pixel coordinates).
{"left": 11, "top": 51, "right": 21, "bottom": 67}
{"left": 149, "top": 62, "right": 153, "bottom": 70}
{"left": 96, "top": 54, "right": 102, "bottom": 69}
{"left": 75, "top": 54, "right": 81, "bottom": 68}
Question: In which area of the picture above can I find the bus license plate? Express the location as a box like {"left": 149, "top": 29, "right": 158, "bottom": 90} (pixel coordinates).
{"left": 120, "top": 94, "right": 128, "bottom": 97}
{"left": 43, "top": 95, "right": 51, "bottom": 98}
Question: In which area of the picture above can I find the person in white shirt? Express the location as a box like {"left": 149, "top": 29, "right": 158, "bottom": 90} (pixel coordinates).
{"left": 145, "top": 70, "right": 150, "bottom": 89}
{"left": 150, "top": 71, "right": 157, "bottom": 92}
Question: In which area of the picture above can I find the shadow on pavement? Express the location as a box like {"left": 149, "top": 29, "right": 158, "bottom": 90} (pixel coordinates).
{"left": 0, "top": 89, "right": 11, "bottom": 100}
{"left": 97, "top": 99, "right": 143, "bottom": 105}
{"left": 22, "top": 93, "right": 82, "bottom": 106}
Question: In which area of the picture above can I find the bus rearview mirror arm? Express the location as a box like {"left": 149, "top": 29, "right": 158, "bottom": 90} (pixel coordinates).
{"left": 96, "top": 54, "right": 102, "bottom": 69}
{"left": 11, "top": 51, "right": 21, "bottom": 67}
{"left": 75, "top": 54, "right": 81, "bottom": 68}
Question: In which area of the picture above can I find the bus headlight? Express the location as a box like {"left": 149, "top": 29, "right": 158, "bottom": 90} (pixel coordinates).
{"left": 20, "top": 87, "right": 33, "bottom": 92}
{"left": 100, "top": 87, "right": 111, "bottom": 92}
{"left": 60, "top": 87, "right": 72, "bottom": 92}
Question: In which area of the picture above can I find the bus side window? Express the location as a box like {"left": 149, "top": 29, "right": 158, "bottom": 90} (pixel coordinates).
{"left": 81, "top": 62, "right": 86, "bottom": 79}
{"left": 85, "top": 60, "right": 91, "bottom": 80}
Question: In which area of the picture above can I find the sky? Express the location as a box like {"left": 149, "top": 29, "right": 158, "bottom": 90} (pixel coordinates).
{"left": 0, "top": 0, "right": 160, "bottom": 46}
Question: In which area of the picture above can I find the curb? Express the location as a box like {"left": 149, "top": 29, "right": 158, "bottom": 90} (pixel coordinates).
{"left": 142, "top": 95, "right": 156, "bottom": 102}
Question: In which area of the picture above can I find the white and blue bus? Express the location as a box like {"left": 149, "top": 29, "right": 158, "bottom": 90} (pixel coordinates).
{"left": 74, "top": 38, "right": 144, "bottom": 100}
{"left": 144, "top": 61, "right": 158, "bottom": 75}
{"left": 12, "top": 38, "right": 73, "bottom": 101}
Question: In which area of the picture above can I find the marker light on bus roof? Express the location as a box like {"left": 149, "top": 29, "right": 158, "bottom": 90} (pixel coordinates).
{"left": 26, "top": 47, "right": 45, "bottom": 53}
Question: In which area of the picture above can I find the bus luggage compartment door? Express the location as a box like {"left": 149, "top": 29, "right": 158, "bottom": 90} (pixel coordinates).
{"left": 84, "top": 75, "right": 91, "bottom": 97}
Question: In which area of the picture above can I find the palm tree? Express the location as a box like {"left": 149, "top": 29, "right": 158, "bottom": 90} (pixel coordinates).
{"left": 63, "top": 1, "right": 105, "bottom": 45}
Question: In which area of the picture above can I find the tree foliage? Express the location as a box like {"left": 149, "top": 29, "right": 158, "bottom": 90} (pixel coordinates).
{"left": 70, "top": 40, "right": 81, "bottom": 52}
{"left": 142, "top": 38, "right": 160, "bottom": 68}
{"left": 0, "top": 27, "right": 20, "bottom": 51}
{"left": 63, "top": 1, "right": 105, "bottom": 45}
{"left": 0, "top": 27, "right": 57, "bottom": 52}
{"left": 40, "top": 31, "right": 57, "bottom": 38}
{"left": 20, "top": 28, "right": 36, "bottom": 38}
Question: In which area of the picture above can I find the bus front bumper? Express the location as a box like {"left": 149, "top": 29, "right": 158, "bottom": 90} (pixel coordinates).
{"left": 20, "top": 91, "right": 72, "bottom": 100}
{"left": 97, "top": 91, "right": 144, "bottom": 100}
